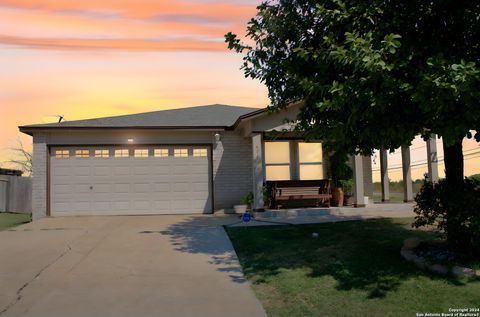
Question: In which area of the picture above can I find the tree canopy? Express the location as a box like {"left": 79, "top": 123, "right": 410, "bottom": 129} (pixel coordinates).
{"left": 225, "top": 0, "right": 480, "bottom": 178}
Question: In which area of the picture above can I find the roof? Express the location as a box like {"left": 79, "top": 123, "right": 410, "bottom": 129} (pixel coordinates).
{"left": 19, "top": 104, "right": 265, "bottom": 134}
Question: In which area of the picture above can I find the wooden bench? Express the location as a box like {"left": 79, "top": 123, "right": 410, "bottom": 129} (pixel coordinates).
{"left": 266, "top": 180, "right": 332, "bottom": 209}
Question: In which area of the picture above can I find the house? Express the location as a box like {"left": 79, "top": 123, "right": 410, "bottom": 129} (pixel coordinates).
{"left": 20, "top": 103, "right": 374, "bottom": 219}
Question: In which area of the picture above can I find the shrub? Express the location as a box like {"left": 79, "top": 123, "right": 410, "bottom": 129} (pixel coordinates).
{"left": 413, "top": 177, "right": 480, "bottom": 256}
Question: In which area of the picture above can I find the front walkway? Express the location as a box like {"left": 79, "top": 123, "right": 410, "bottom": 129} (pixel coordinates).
{"left": 0, "top": 215, "right": 266, "bottom": 317}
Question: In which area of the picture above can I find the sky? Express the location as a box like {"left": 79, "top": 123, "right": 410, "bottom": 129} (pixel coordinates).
{"left": 0, "top": 0, "right": 478, "bottom": 181}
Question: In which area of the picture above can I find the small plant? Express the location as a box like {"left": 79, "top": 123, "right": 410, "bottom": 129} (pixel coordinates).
{"left": 339, "top": 179, "right": 353, "bottom": 195}
{"left": 241, "top": 191, "right": 254, "bottom": 209}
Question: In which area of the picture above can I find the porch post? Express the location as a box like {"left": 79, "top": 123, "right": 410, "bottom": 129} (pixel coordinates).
{"left": 251, "top": 133, "right": 264, "bottom": 210}
{"left": 379, "top": 148, "right": 390, "bottom": 202}
{"left": 426, "top": 134, "right": 439, "bottom": 183}
{"left": 401, "top": 146, "right": 414, "bottom": 202}
{"left": 352, "top": 154, "right": 365, "bottom": 207}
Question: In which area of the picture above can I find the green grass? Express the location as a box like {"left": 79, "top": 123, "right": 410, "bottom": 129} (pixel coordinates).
{"left": 226, "top": 218, "right": 480, "bottom": 317}
{"left": 0, "top": 212, "right": 31, "bottom": 231}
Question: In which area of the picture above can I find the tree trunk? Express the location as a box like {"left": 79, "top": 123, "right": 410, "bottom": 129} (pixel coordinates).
{"left": 442, "top": 137, "right": 464, "bottom": 184}
{"left": 442, "top": 137, "right": 464, "bottom": 248}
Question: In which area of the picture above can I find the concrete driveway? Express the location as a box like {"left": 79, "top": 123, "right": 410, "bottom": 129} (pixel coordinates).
{"left": 0, "top": 215, "right": 266, "bottom": 317}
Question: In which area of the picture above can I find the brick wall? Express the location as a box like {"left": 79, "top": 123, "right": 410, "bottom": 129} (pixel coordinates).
{"left": 32, "top": 136, "right": 47, "bottom": 219}
{"left": 212, "top": 131, "right": 253, "bottom": 211}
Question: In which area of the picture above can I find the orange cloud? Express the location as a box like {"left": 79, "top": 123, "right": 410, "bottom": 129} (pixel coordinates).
{"left": 0, "top": 0, "right": 257, "bottom": 20}
{"left": 0, "top": 35, "right": 227, "bottom": 51}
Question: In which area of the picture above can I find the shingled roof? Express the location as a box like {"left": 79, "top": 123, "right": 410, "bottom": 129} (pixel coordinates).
{"left": 19, "top": 104, "right": 264, "bottom": 134}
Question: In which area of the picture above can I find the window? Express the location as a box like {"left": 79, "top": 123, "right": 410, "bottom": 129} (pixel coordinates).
{"left": 298, "top": 142, "right": 323, "bottom": 180}
{"left": 75, "top": 150, "right": 89, "bottom": 158}
{"left": 134, "top": 149, "right": 149, "bottom": 158}
{"left": 265, "top": 142, "right": 290, "bottom": 180}
{"left": 94, "top": 149, "right": 109, "bottom": 158}
{"left": 154, "top": 149, "right": 169, "bottom": 157}
{"left": 55, "top": 150, "right": 69, "bottom": 159}
{"left": 193, "top": 148, "right": 207, "bottom": 157}
{"left": 114, "top": 149, "right": 129, "bottom": 158}
{"left": 174, "top": 148, "right": 188, "bottom": 157}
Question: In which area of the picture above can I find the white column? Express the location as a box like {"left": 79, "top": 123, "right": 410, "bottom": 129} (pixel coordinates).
{"left": 401, "top": 146, "right": 414, "bottom": 202}
{"left": 379, "top": 149, "right": 390, "bottom": 202}
{"left": 352, "top": 154, "right": 365, "bottom": 207}
{"left": 251, "top": 133, "right": 264, "bottom": 210}
{"left": 426, "top": 134, "right": 439, "bottom": 183}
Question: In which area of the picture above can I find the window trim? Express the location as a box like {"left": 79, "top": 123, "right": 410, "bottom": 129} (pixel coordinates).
{"left": 154, "top": 148, "right": 169, "bottom": 157}
{"left": 94, "top": 149, "right": 110, "bottom": 158}
{"left": 134, "top": 149, "right": 149, "bottom": 158}
{"left": 75, "top": 149, "right": 90, "bottom": 158}
{"left": 114, "top": 149, "right": 129, "bottom": 158}
{"left": 264, "top": 141, "right": 291, "bottom": 180}
{"left": 174, "top": 148, "right": 189, "bottom": 157}
{"left": 55, "top": 150, "right": 70, "bottom": 159}
{"left": 264, "top": 140, "right": 324, "bottom": 181}
{"left": 193, "top": 148, "right": 208, "bottom": 157}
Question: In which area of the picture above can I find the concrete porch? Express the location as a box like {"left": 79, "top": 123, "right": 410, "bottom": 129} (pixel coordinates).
{"left": 229, "top": 203, "right": 416, "bottom": 227}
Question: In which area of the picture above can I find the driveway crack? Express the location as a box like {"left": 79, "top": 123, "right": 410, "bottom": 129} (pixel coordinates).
{"left": 0, "top": 244, "right": 72, "bottom": 316}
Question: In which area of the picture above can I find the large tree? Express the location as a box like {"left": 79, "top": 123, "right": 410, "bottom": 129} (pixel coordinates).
{"left": 225, "top": 0, "right": 480, "bottom": 184}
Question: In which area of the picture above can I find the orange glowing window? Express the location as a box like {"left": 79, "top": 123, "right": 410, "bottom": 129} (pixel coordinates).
{"left": 94, "top": 149, "right": 109, "bottom": 158}
{"left": 75, "top": 150, "right": 89, "bottom": 158}
{"left": 55, "top": 150, "right": 70, "bottom": 159}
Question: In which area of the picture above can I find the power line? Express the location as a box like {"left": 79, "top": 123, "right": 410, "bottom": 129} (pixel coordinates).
{"left": 372, "top": 154, "right": 480, "bottom": 172}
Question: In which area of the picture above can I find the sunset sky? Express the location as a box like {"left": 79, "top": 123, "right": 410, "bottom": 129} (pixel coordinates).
{"left": 0, "top": 0, "right": 478, "bottom": 181}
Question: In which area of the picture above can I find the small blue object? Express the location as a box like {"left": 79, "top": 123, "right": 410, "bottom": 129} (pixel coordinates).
{"left": 242, "top": 212, "right": 252, "bottom": 223}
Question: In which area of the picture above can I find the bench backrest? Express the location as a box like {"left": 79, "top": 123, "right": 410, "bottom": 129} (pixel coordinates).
{"left": 266, "top": 180, "right": 331, "bottom": 196}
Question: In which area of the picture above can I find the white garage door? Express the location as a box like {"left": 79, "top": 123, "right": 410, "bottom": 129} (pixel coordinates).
{"left": 50, "top": 146, "right": 212, "bottom": 216}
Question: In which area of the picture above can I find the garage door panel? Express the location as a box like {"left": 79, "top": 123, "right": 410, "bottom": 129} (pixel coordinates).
{"left": 52, "top": 166, "right": 71, "bottom": 177}
{"left": 114, "top": 201, "right": 130, "bottom": 210}
{"left": 50, "top": 145, "right": 212, "bottom": 215}
{"left": 113, "top": 183, "right": 130, "bottom": 193}
{"left": 172, "top": 165, "right": 191, "bottom": 174}
{"left": 93, "top": 201, "right": 111, "bottom": 211}
{"left": 153, "top": 183, "right": 170, "bottom": 192}
{"left": 151, "top": 166, "right": 171, "bottom": 175}
{"left": 133, "top": 200, "right": 150, "bottom": 210}
{"left": 114, "top": 166, "right": 130, "bottom": 175}
{"left": 53, "top": 202, "right": 70, "bottom": 213}
{"left": 73, "top": 184, "right": 91, "bottom": 193}
{"left": 53, "top": 184, "right": 72, "bottom": 194}
{"left": 73, "top": 202, "right": 91, "bottom": 211}
{"left": 93, "top": 166, "right": 110, "bottom": 176}
{"left": 133, "top": 183, "right": 150, "bottom": 193}
{"left": 133, "top": 166, "right": 150, "bottom": 175}
{"left": 73, "top": 166, "right": 90, "bottom": 176}
{"left": 93, "top": 183, "right": 111, "bottom": 193}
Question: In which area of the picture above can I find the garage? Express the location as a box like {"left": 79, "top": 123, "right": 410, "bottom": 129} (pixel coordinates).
{"left": 49, "top": 145, "right": 212, "bottom": 216}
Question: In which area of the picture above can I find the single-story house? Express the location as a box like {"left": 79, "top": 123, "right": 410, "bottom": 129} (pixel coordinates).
{"left": 20, "top": 103, "right": 374, "bottom": 219}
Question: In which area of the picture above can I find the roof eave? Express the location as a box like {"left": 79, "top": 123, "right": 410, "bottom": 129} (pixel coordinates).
{"left": 19, "top": 125, "right": 228, "bottom": 136}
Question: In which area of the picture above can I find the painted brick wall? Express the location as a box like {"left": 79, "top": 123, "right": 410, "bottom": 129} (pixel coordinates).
{"left": 212, "top": 131, "right": 253, "bottom": 211}
{"left": 32, "top": 136, "right": 47, "bottom": 220}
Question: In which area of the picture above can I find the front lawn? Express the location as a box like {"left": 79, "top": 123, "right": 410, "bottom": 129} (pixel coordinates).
{"left": 0, "top": 212, "right": 31, "bottom": 231}
{"left": 226, "top": 218, "right": 480, "bottom": 317}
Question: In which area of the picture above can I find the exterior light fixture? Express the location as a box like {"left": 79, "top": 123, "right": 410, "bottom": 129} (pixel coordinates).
{"left": 214, "top": 133, "right": 221, "bottom": 142}
{"left": 127, "top": 138, "right": 134, "bottom": 143}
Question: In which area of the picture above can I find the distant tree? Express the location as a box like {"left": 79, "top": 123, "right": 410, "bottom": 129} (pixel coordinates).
{"left": 8, "top": 139, "right": 32, "bottom": 175}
